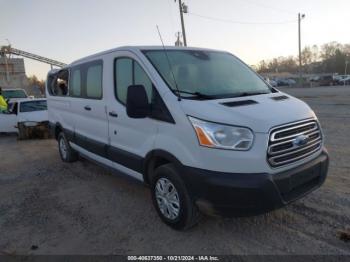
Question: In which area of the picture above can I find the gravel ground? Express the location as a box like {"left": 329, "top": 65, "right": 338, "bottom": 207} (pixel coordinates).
{"left": 0, "top": 86, "right": 349, "bottom": 255}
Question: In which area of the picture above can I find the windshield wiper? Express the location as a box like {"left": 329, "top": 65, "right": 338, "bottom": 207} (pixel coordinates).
{"left": 234, "top": 91, "right": 270, "bottom": 98}
{"left": 175, "top": 90, "right": 217, "bottom": 100}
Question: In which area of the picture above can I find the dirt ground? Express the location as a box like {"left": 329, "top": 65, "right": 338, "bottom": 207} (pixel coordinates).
{"left": 0, "top": 86, "right": 349, "bottom": 255}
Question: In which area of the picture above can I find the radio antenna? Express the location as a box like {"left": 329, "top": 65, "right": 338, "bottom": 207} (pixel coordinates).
{"left": 156, "top": 25, "right": 181, "bottom": 101}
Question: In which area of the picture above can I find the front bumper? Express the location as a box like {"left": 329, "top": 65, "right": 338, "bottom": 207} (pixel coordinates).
{"left": 181, "top": 149, "right": 329, "bottom": 217}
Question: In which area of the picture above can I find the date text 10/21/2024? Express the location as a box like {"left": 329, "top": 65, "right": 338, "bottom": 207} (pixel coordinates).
{"left": 127, "top": 256, "right": 219, "bottom": 261}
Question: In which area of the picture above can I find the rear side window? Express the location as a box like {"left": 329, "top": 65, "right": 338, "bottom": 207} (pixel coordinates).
{"left": 70, "top": 68, "right": 81, "bottom": 97}
{"left": 65, "top": 60, "right": 103, "bottom": 99}
{"left": 86, "top": 64, "right": 102, "bottom": 99}
{"left": 115, "top": 58, "right": 153, "bottom": 104}
{"left": 47, "top": 70, "right": 69, "bottom": 96}
{"left": 47, "top": 60, "right": 103, "bottom": 99}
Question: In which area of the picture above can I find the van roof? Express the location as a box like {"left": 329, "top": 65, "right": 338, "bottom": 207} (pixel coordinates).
{"left": 70, "top": 46, "right": 225, "bottom": 66}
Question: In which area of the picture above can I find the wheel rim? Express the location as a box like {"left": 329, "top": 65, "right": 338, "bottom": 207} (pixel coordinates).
{"left": 59, "top": 138, "right": 68, "bottom": 159}
{"left": 155, "top": 178, "right": 180, "bottom": 220}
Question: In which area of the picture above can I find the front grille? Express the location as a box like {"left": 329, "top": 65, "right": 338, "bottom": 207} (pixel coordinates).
{"left": 268, "top": 120, "right": 322, "bottom": 167}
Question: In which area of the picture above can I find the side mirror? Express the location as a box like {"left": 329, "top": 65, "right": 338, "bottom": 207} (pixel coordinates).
{"left": 126, "top": 85, "right": 150, "bottom": 118}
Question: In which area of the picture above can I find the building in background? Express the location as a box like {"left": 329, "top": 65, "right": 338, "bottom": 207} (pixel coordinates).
{"left": 0, "top": 56, "right": 29, "bottom": 91}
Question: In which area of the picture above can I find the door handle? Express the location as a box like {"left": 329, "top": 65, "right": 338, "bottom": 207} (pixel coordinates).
{"left": 84, "top": 105, "right": 92, "bottom": 111}
{"left": 109, "top": 111, "right": 118, "bottom": 118}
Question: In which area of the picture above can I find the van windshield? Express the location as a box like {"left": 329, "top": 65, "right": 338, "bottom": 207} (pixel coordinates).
{"left": 3, "top": 89, "right": 28, "bottom": 99}
{"left": 143, "top": 50, "right": 271, "bottom": 99}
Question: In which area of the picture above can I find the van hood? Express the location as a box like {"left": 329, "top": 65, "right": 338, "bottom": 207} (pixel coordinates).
{"left": 18, "top": 110, "right": 48, "bottom": 123}
{"left": 179, "top": 92, "right": 316, "bottom": 133}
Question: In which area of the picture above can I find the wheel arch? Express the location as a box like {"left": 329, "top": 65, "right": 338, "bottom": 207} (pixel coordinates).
{"left": 143, "top": 149, "right": 184, "bottom": 185}
{"left": 53, "top": 122, "right": 63, "bottom": 140}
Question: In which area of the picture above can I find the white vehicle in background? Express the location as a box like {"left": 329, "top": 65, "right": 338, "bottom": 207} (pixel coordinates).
{"left": 277, "top": 78, "right": 296, "bottom": 87}
{"left": 268, "top": 79, "right": 278, "bottom": 87}
{"left": 263, "top": 77, "right": 277, "bottom": 87}
{"left": 333, "top": 75, "right": 348, "bottom": 81}
{"left": 0, "top": 99, "right": 48, "bottom": 136}
{"left": 338, "top": 76, "right": 350, "bottom": 85}
{"left": 2, "top": 88, "right": 29, "bottom": 102}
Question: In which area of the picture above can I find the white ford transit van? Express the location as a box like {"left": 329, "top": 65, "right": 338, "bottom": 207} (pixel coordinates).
{"left": 46, "top": 46, "right": 329, "bottom": 230}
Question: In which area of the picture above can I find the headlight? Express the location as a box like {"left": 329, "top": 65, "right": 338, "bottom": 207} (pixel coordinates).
{"left": 188, "top": 116, "right": 254, "bottom": 150}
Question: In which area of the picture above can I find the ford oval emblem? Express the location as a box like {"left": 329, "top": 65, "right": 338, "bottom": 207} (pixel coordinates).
{"left": 293, "top": 135, "right": 309, "bottom": 147}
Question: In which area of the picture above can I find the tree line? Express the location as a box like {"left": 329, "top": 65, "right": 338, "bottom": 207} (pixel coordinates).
{"left": 256, "top": 42, "right": 350, "bottom": 75}
{"left": 28, "top": 75, "right": 45, "bottom": 94}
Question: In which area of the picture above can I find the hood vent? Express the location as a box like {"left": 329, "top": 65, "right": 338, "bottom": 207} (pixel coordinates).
{"left": 221, "top": 100, "right": 258, "bottom": 107}
{"left": 271, "top": 95, "right": 289, "bottom": 101}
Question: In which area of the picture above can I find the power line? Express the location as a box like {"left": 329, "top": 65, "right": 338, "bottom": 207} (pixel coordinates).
{"left": 187, "top": 12, "right": 297, "bottom": 25}
{"left": 238, "top": 0, "right": 295, "bottom": 15}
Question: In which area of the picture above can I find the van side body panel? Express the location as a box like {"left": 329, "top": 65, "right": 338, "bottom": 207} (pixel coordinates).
{"left": 104, "top": 51, "right": 159, "bottom": 167}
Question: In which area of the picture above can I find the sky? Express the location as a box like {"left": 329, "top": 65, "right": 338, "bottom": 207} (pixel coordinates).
{"left": 1, "top": 0, "right": 349, "bottom": 80}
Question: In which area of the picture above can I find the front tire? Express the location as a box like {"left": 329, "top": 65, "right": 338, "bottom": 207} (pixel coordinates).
{"left": 58, "top": 132, "right": 78, "bottom": 162}
{"left": 150, "top": 164, "right": 200, "bottom": 230}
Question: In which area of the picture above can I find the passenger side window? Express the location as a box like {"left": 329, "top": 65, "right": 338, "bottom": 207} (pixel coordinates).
{"left": 134, "top": 62, "right": 153, "bottom": 102}
{"left": 86, "top": 63, "right": 102, "bottom": 99}
{"left": 114, "top": 57, "right": 174, "bottom": 123}
{"left": 115, "top": 58, "right": 153, "bottom": 104}
{"left": 115, "top": 58, "right": 132, "bottom": 104}
{"left": 70, "top": 68, "right": 81, "bottom": 97}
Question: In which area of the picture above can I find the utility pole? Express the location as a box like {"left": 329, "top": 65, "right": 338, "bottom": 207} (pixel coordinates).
{"left": 344, "top": 61, "right": 349, "bottom": 86}
{"left": 345, "top": 61, "right": 349, "bottom": 75}
{"left": 175, "top": 0, "right": 188, "bottom": 46}
{"left": 175, "top": 32, "right": 183, "bottom": 46}
{"left": 298, "top": 13, "right": 305, "bottom": 87}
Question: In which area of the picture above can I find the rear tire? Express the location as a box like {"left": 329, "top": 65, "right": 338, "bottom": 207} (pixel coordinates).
{"left": 58, "top": 132, "right": 78, "bottom": 162}
{"left": 150, "top": 163, "right": 200, "bottom": 230}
